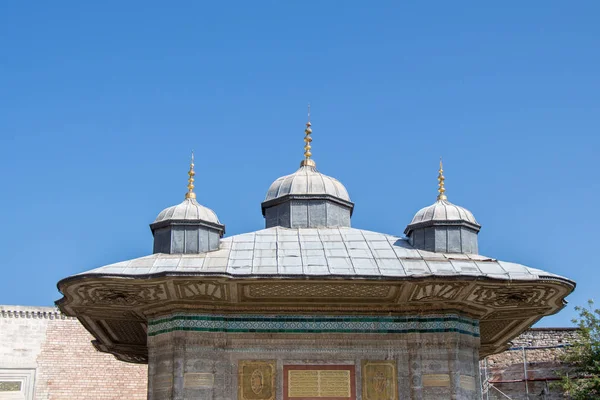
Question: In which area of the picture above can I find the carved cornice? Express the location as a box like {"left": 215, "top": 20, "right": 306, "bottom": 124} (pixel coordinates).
{"left": 56, "top": 275, "right": 574, "bottom": 363}
{"left": 0, "top": 306, "right": 76, "bottom": 320}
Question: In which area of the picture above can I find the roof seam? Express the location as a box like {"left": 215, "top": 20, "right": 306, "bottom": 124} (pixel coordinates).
{"left": 359, "top": 229, "right": 382, "bottom": 276}
{"left": 316, "top": 227, "right": 331, "bottom": 275}
{"left": 338, "top": 226, "right": 357, "bottom": 275}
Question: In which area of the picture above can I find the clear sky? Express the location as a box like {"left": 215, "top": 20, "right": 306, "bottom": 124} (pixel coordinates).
{"left": 1, "top": 2, "right": 598, "bottom": 327}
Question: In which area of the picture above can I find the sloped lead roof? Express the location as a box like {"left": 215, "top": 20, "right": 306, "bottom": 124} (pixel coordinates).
{"left": 78, "top": 226, "right": 569, "bottom": 282}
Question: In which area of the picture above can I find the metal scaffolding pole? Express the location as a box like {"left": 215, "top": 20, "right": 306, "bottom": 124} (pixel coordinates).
{"left": 485, "top": 358, "right": 490, "bottom": 400}
{"left": 523, "top": 347, "right": 529, "bottom": 397}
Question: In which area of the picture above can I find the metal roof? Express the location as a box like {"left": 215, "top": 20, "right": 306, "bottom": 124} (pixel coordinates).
{"left": 78, "top": 226, "right": 570, "bottom": 282}
{"left": 409, "top": 199, "right": 478, "bottom": 226}
{"left": 264, "top": 165, "right": 350, "bottom": 202}
{"left": 153, "top": 198, "right": 221, "bottom": 224}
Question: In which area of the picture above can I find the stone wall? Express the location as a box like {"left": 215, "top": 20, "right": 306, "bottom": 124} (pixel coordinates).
{"left": 147, "top": 313, "right": 482, "bottom": 400}
{"left": 482, "top": 328, "right": 579, "bottom": 400}
{"left": 0, "top": 305, "right": 147, "bottom": 400}
{"left": 0, "top": 305, "right": 581, "bottom": 400}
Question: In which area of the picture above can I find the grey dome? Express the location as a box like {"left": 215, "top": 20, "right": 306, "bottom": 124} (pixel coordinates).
{"left": 265, "top": 165, "right": 350, "bottom": 202}
{"left": 409, "top": 199, "right": 478, "bottom": 226}
{"left": 154, "top": 198, "right": 221, "bottom": 224}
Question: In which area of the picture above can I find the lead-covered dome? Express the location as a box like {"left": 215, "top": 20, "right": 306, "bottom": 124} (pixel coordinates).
{"left": 408, "top": 199, "right": 478, "bottom": 226}
{"left": 261, "top": 116, "right": 354, "bottom": 228}
{"left": 265, "top": 164, "right": 351, "bottom": 202}
{"left": 150, "top": 154, "right": 225, "bottom": 254}
{"left": 154, "top": 198, "right": 221, "bottom": 225}
{"left": 405, "top": 160, "right": 480, "bottom": 254}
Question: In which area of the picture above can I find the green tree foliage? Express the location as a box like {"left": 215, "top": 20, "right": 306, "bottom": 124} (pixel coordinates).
{"left": 558, "top": 300, "right": 600, "bottom": 399}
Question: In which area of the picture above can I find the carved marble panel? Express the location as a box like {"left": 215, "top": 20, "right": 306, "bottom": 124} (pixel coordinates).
{"left": 174, "top": 280, "right": 229, "bottom": 301}
{"left": 361, "top": 360, "right": 398, "bottom": 400}
{"left": 241, "top": 282, "right": 399, "bottom": 303}
{"left": 409, "top": 282, "right": 468, "bottom": 302}
{"left": 76, "top": 283, "right": 169, "bottom": 306}
{"left": 238, "top": 360, "right": 276, "bottom": 400}
{"left": 467, "top": 285, "right": 557, "bottom": 308}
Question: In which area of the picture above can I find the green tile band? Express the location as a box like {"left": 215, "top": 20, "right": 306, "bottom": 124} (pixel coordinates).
{"left": 148, "top": 314, "right": 479, "bottom": 338}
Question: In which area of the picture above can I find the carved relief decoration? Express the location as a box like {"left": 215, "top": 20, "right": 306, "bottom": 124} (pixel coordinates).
{"left": 244, "top": 282, "right": 395, "bottom": 299}
{"left": 57, "top": 276, "right": 573, "bottom": 362}
{"left": 362, "top": 360, "right": 398, "bottom": 400}
{"left": 175, "top": 280, "right": 228, "bottom": 301}
{"left": 467, "top": 285, "right": 557, "bottom": 308}
{"left": 479, "top": 319, "right": 520, "bottom": 342}
{"left": 238, "top": 360, "right": 276, "bottom": 400}
{"left": 409, "top": 282, "right": 468, "bottom": 302}
{"left": 76, "top": 283, "right": 168, "bottom": 306}
{"left": 100, "top": 319, "right": 147, "bottom": 344}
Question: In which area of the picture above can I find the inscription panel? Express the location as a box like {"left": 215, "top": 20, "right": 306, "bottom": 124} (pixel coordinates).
{"left": 184, "top": 373, "right": 214, "bottom": 388}
{"left": 0, "top": 381, "right": 22, "bottom": 391}
{"left": 361, "top": 361, "right": 398, "bottom": 400}
{"left": 239, "top": 360, "right": 276, "bottom": 400}
{"left": 460, "top": 375, "right": 476, "bottom": 391}
{"left": 422, "top": 374, "right": 450, "bottom": 387}
{"left": 283, "top": 365, "right": 356, "bottom": 400}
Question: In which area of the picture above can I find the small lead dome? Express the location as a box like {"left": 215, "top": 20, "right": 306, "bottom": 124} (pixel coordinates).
{"left": 261, "top": 109, "right": 354, "bottom": 228}
{"left": 150, "top": 153, "right": 225, "bottom": 254}
{"left": 265, "top": 164, "right": 350, "bottom": 202}
{"left": 408, "top": 199, "right": 478, "bottom": 226}
{"left": 154, "top": 197, "right": 221, "bottom": 225}
{"left": 405, "top": 159, "right": 480, "bottom": 254}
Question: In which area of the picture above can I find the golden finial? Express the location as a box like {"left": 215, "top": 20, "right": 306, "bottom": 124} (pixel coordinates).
{"left": 300, "top": 104, "right": 316, "bottom": 167}
{"left": 185, "top": 151, "right": 196, "bottom": 199}
{"left": 437, "top": 157, "right": 447, "bottom": 201}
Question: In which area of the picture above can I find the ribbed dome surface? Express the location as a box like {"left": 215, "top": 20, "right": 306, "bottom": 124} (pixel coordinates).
{"left": 154, "top": 198, "right": 221, "bottom": 224}
{"left": 410, "top": 200, "right": 478, "bottom": 225}
{"left": 265, "top": 165, "right": 350, "bottom": 202}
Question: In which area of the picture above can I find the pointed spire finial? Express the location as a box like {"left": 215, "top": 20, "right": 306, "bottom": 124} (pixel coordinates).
{"left": 437, "top": 157, "right": 447, "bottom": 201}
{"left": 300, "top": 103, "right": 316, "bottom": 167}
{"left": 185, "top": 151, "right": 196, "bottom": 199}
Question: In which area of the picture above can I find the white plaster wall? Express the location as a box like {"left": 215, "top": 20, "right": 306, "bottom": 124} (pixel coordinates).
{"left": 0, "top": 306, "right": 56, "bottom": 369}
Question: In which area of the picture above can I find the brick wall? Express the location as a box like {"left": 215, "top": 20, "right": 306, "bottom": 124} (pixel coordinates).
{"left": 0, "top": 306, "right": 147, "bottom": 400}
{"left": 34, "top": 316, "right": 147, "bottom": 400}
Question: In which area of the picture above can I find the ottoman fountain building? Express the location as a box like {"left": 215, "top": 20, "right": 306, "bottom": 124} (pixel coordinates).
{"left": 57, "top": 115, "right": 574, "bottom": 400}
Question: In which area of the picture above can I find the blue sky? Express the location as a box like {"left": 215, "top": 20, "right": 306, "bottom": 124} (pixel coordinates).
{"left": 1, "top": 2, "right": 598, "bottom": 326}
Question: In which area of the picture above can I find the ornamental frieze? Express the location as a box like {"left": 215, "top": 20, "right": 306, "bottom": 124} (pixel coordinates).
{"left": 409, "top": 282, "right": 468, "bottom": 302}
{"left": 467, "top": 284, "right": 557, "bottom": 308}
{"left": 57, "top": 276, "right": 573, "bottom": 362}
{"left": 241, "top": 282, "right": 399, "bottom": 302}
{"left": 174, "top": 280, "right": 229, "bottom": 301}
{"left": 76, "top": 283, "right": 169, "bottom": 306}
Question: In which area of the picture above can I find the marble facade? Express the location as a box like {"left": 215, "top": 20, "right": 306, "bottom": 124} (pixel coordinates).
{"left": 147, "top": 314, "right": 481, "bottom": 400}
